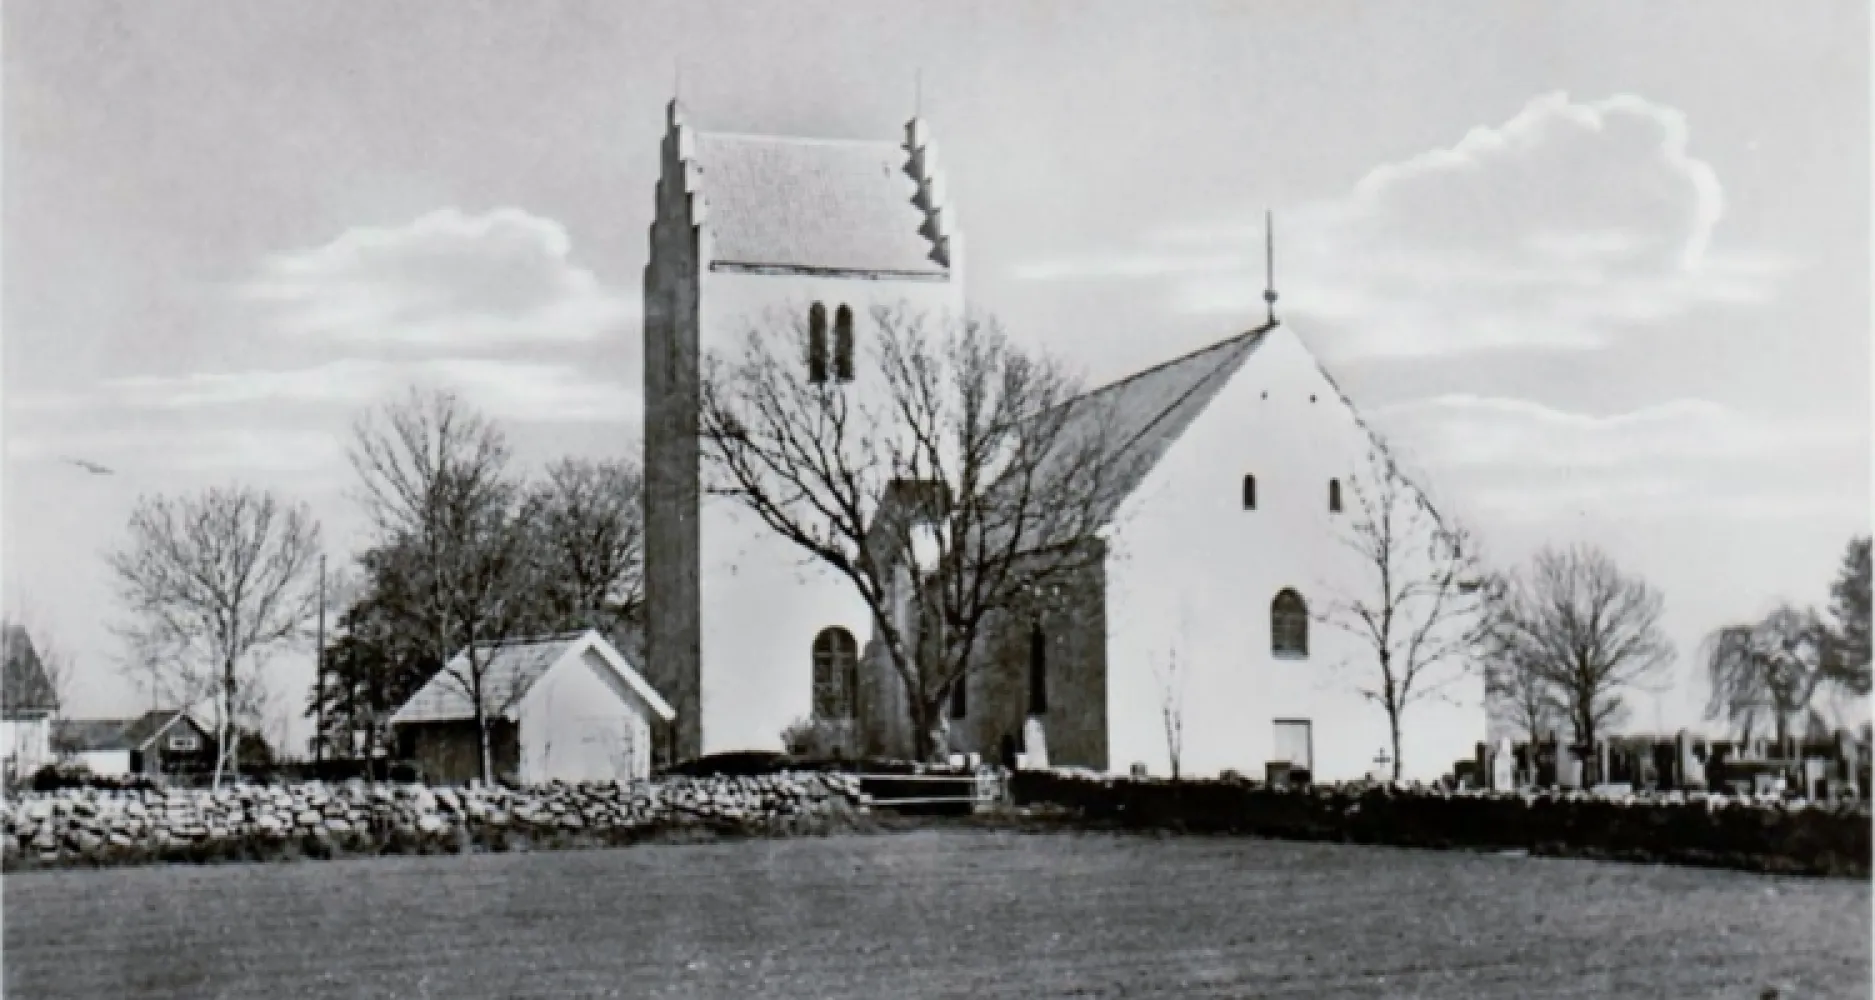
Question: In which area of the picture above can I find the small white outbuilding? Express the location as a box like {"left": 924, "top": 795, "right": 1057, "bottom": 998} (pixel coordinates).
{"left": 389, "top": 630, "right": 675, "bottom": 785}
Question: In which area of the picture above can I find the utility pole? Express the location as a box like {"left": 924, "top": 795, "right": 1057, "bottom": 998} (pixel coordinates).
{"left": 314, "top": 554, "right": 326, "bottom": 764}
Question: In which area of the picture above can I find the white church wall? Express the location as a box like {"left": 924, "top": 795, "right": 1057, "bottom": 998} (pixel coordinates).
{"left": 1104, "top": 325, "right": 1487, "bottom": 783}
{"left": 693, "top": 268, "right": 964, "bottom": 754}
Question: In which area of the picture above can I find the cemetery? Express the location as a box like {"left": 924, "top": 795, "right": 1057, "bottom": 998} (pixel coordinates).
{"left": 1009, "top": 734, "right": 1873, "bottom": 878}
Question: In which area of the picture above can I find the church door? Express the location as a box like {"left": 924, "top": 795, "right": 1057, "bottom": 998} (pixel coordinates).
{"left": 1272, "top": 719, "right": 1313, "bottom": 773}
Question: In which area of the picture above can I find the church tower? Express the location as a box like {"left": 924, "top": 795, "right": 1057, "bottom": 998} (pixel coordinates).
{"left": 642, "top": 100, "right": 965, "bottom": 760}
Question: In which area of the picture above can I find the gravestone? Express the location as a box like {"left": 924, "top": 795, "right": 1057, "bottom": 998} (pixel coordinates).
{"left": 1675, "top": 731, "right": 1705, "bottom": 790}
{"left": 1021, "top": 717, "right": 1050, "bottom": 770}
{"left": 1491, "top": 738, "right": 1515, "bottom": 791}
{"left": 1557, "top": 751, "right": 1584, "bottom": 790}
{"left": 1801, "top": 758, "right": 1828, "bottom": 800}
{"left": 1838, "top": 730, "right": 1862, "bottom": 797}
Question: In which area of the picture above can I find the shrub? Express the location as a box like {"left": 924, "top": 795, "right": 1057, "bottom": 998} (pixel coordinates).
{"left": 779, "top": 718, "right": 858, "bottom": 761}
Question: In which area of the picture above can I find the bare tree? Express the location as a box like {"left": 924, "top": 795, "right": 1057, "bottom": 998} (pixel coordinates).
{"left": 701, "top": 306, "right": 1132, "bottom": 761}
{"left": 106, "top": 486, "right": 322, "bottom": 787}
{"left": 1490, "top": 544, "right": 1673, "bottom": 753}
{"left": 529, "top": 457, "right": 646, "bottom": 633}
{"left": 1318, "top": 444, "right": 1485, "bottom": 780}
{"left": 1485, "top": 650, "right": 1562, "bottom": 744}
{"left": 1153, "top": 644, "right": 1187, "bottom": 782}
{"left": 350, "top": 388, "right": 539, "bottom": 784}
{"left": 1703, "top": 605, "right": 1834, "bottom": 744}
{"left": 1476, "top": 574, "right": 1561, "bottom": 743}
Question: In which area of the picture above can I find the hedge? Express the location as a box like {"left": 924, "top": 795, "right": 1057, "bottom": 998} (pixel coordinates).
{"left": 1009, "top": 770, "right": 1872, "bottom": 878}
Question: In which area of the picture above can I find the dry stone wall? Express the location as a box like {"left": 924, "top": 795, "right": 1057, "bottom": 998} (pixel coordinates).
{"left": 3, "top": 772, "right": 866, "bottom": 871}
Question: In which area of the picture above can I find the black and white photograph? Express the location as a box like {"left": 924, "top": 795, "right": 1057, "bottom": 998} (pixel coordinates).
{"left": 2, "top": 2, "right": 1870, "bottom": 996}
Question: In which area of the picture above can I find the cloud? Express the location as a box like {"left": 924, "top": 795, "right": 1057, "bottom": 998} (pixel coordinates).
{"left": 1370, "top": 395, "right": 1859, "bottom": 469}
{"left": 5, "top": 357, "right": 636, "bottom": 478}
{"left": 35, "top": 359, "right": 638, "bottom": 425}
{"left": 1015, "top": 92, "right": 1795, "bottom": 358}
{"left": 1366, "top": 395, "right": 1865, "bottom": 523}
{"left": 6, "top": 426, "right": 348, "bottom": 475}
{"left": 242, "top": 207, "right": 636, "bottom": 348}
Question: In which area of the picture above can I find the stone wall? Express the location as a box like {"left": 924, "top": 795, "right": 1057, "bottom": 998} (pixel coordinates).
{"left": 1010, "top": 770, "right": 1872, "bottom": 878}
{"left": 3, "top": 771, "right": 865, "bottom": 871}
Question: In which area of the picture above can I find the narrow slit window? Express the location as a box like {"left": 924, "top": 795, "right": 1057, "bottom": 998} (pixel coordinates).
{"left": 1328, "top": 479, "right": 1342, "bottom": 514}
{"left": 833, "top": 305, "right": 855, "bottom": 382}
{"left": 949, "top": 673, "right": 967, "bottom": 720}
{"left": 1242, "top": 474, "right": 1257, "bottom": 510}
{"left": 807, "top": 303, "right": 829, "bottom": 384}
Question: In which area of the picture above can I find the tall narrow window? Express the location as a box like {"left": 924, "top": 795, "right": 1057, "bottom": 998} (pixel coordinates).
{"left": 833, "top": 305, "right": 855, "bottom": 382}
{"left": 1328, "top": 479, "right": 1343, "bottom": 514}
{"left": 948, "top": 673, "right": 967, "bottom": 720}
{"left": 812, "top": 627, "right": 858, "bottom": 719}
{"left": 1242, "top": 474, "right": 1257, "bottom": 510}
{"left": 1028, "top": 623, "right": 1048, "bottom": 715}
{"left": 807, "top": 303, "right": 829, "bottom": 384}
{"left": 1271, "top": 589, "right": 1309, "bottom": 658}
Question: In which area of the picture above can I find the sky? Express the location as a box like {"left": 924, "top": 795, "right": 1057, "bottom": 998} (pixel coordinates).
{"left": 4, "top": 0, "right": 1869, "bottom": 754}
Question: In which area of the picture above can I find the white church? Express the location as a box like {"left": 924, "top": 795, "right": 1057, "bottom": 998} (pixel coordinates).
{"left": 640, "top": 100, "right": 1486, "bottom": 783}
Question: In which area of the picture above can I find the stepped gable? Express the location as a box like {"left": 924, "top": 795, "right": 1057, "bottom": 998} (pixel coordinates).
{"left": 664, "top": 101, "right": 957, "bottom": 277}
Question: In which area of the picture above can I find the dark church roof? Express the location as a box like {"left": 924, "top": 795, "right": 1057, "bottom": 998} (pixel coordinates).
{"left": 692, "top": 131, "right": 950, "bottom": 277}
{"left": 1047, "top": 324, "right": 1274, "bottom": 529}
{"left": 2, "top": 625, "right": 60, "bottom": 717}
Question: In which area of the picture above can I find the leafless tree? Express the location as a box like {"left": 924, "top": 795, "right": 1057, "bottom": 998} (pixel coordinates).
{"left": 1703, "top": 605, "right": 1835, "bottom": 744}
{"left": 1318, "top": 444, "right": 1486, "bottom": 780}
{"left": 1485, "top": 650, "right": 1562, "bottom": 744}
{"left": 529, "top": 457, "right": 646, "bottom": 633}
{"left": 1152, "top": 644, "right": 1187, "bottom": 782}
{"left": 701, "top": 306, "right": 1132, "bottom": 761}
{"left": 106, "top": 486, "right": 322, "bottom": 787}
{"left": 350, "top": 388, "right": 540, "bottom": 783}
{"left": 1490, "top": 544, "right": 1674, "bottom": 752}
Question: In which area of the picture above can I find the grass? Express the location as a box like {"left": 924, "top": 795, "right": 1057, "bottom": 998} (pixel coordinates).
{"left": 3, "top": 829, "right": 1867, "bottom": 998}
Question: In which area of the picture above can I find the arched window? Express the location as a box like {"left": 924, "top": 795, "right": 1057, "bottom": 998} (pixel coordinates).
{"left": 1242, "top": 474, "right": 1257, "bottom": 510}
{"left": 811, "top": 627, "right": 858, "bottom": 719}
{"left": 833, "top": 305, "right": 855, "bottom": 383}
{"left": 807, "top": 303, "right": 829, "bottom": 385}
{"left": 1028, "top": 622, "right": 1049, "bottom": 715}
{"left": 1328, "top": 479, "right": 1342, "bottom": 514}
{"left": 1271, "top": 589, "right": 1309, "bottom": 658}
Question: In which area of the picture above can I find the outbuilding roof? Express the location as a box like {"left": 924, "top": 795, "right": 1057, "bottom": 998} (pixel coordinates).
{"left": 389, "top": 630, "right": 675, "bottom": 726}
{"left": 52, "top": 710, "right": 201, "bottom": 754}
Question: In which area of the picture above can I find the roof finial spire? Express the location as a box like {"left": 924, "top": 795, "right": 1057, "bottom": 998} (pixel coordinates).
{"left": 915, "top": 68, "right": 923, "bottom": 117}
{"left": 1263, "top": 209, "right": 1279, "bottom": 325}
{"left": 675, "top": 59, "right": 682, "bottom": 100}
